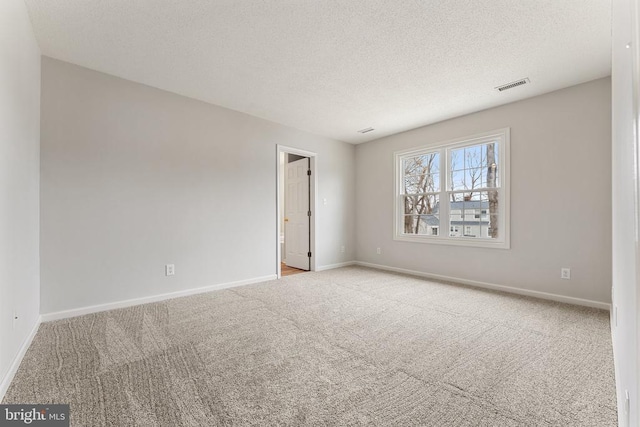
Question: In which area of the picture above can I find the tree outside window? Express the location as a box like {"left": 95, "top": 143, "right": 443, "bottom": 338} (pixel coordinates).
{"left": 395, "top": 129, "right": 510, "bottom": 249}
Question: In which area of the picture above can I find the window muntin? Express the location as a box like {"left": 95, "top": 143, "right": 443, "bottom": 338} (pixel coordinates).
{"left": 395, "top": 129, "right": 509, "bottom": 249}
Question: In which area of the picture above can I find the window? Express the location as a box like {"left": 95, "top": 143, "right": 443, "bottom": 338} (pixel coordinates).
{"left": 394, "top": 128, "right": 510, "bottom": 249}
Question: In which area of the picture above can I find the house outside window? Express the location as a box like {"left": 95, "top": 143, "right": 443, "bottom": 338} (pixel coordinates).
{"left": 394, "top": 128, "right": 510, "bottom": 249}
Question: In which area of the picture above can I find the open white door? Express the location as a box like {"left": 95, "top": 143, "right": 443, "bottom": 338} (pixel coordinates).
{"left": 285, "top": 157, "right": 310, "bottom": 270}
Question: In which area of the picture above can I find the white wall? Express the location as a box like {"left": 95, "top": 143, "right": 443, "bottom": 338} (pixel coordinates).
{"left": 356, "top": 78, "right": 612, "bottom": 304}
{"left": 611, "top": 0, "right": 639, "bottom": 425}
{"left": 0, "top": 0, "right": 41, "bottom": 395}
{"left": 40, "top": 57, "right": 355, "bottom": 314}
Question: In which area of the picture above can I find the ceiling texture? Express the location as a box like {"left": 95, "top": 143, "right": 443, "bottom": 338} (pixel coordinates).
{"left": 24, "top": 0, "right": 612, "bottom": 144}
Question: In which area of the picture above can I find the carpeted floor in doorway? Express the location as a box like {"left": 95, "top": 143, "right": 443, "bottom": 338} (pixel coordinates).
{"left": 2, "top": 266, "right": 617, "bottom": 426}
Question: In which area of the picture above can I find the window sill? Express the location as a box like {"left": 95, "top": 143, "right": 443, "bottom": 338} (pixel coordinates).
{"left": 393, "top": 234, "right": 510, "bottom": 249}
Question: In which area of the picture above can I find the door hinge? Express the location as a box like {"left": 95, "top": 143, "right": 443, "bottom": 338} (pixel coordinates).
{"left": 307, "top": 211, "right": 311, "bottom": 216}
{"left": 307, "top": 169, "right": 311, "bottom": 176}
{"left": 307, "top": 252, "right": 312, "bottom": 258}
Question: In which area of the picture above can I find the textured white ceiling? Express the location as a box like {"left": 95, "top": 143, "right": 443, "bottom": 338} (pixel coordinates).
{"left": 23, "top": 0, "right": 611, "bottom": 144}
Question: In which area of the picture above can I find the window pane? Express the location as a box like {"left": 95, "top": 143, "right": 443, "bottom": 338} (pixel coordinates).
{"left": 496, "top": 149, "right": 500, "bottom": 187}
{"left": 432, "top": 173, "right": 440, "bottom": 192}
{"left": 404, "top": 173, "right": 439, "bottom": 194}
{"left": 404, "top": 214, "right": 440, "bottom": 235}
{"left": 403, "top": 195, "right": 439, "bottom": 215}
{"left": 451, "top": 170, "right": 465, "bottom": 191}
{"left": 449, "top": 141, "right": 499, "bottom": 191}
{"left": 449, "top": 192, "right": 463, "bottom": 202}
{"left": 404, "top": 175, "right": 420, "bottom": 194}
{"left": 403, "top": 194, "right": 440, "bottom": 235}
{"left": 488, "top": 214, "right": 499, "bottom": 238}
{"left": 462, "top": 218, "right": 481, "bottom": 237}
{"left": 396, "top": 130, "right": 508, "bottom": 247}
{"left": 449, "top": 190, "right": 498, "bottom": 239}
{"left": 403, "top": 153, "right": 440, "bottom": 175}
{"left": 403, "top": 151, "right": 441, "bottom": 194}
{"left": 450, "top": 150, "right": 464, "bottom": 171}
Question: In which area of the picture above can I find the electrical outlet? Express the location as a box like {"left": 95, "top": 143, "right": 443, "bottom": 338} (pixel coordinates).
{"left": 341, "top": 245, "right": 345, "bottom": 253}
{"left": 560, "top": 268, "right": 571, "bottom": 280}
{"left": 165, "top": 264, "right": 175, "bottom": 276}
{"left": 376, "top": 247, "right": 382, "bottom": 255}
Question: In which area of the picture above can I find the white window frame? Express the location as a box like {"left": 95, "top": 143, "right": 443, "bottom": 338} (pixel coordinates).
{"left": 393, "top": 128, "right": 510, "bottom": 249}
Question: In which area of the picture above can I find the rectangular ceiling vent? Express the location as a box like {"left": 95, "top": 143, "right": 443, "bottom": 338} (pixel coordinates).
{"left": 495, "top": 78, "right": 530, "bottom": 92}
{"left": 357, "top": 127, "right": 375, "bottom": 134}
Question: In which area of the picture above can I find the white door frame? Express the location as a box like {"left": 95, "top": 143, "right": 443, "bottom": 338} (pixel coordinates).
{"left": 276, "top": 145, "right": 317, "bottom": 278}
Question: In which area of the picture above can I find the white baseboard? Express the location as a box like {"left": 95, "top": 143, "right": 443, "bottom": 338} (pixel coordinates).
{"left": 41, "top": 274, "right": 278, "bottom": 322}
{"left": 355, "top": 261, "right": 610, "bottom": 310}
{"left": 610, "top": 321, "right": 622, "bottom": 427}
{"left": 316, "top": 261, "right": 356, "bottom": 271}
{"left": 0, "top": 316, "right": 42, "bottom": 402}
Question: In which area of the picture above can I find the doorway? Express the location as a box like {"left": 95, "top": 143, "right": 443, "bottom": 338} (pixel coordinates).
{"left": 276, "top": 145, "right": 317, "bottom": 278}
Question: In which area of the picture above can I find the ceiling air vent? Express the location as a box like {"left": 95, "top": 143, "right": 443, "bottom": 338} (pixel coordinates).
{"left": 357, "top": 127, "right": 375, "bottom": 134}
{"left": 495, "top": 78, "right": 530, "bottom": 92}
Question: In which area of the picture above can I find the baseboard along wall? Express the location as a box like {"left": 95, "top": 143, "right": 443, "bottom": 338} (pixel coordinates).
{"left": 40, "top": 274, "right": 277, "bottom": 322}
{"left": 355, "top": 261, "right": 610, "bottom": 310}
{"left": 315, "top": 261, "right": 357, "bottom": 271}
{"left": 0, "top": 317, "right": 41, "bottom": 402}
{"left": 41, "top": 260, "right": 609, "bottom": 322}
{"left": 3, "top": 260, "right": 608, "bottom": 402}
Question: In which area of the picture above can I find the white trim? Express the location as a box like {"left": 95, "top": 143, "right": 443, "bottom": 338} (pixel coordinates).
{"left": 316, "top": 261, "right": 356, "bottom": 271}
{"left": 394, "top": 128, "right": 511, "bottom": 157}
{"left": 393, "top": 128, "right": 510, "bottom": 249}
{"left": 41, "top": 274, "right": 277, "bottom": 322}
{"left": 276, "top": 145, "right": 318, "bottom": 278}
{"left": 633, "top": 0, "right": 640, "bottom": 421}
{"left": 355, "top": 261, "right": 610, "bottom": 310}
{"left": 611, "top": 319, "right": 623, "bottom": 427}
{"left": 393, "top": 233, "right": 511, "bottom": 249}
{"left": 0, "top": 316, "right": 42, "bottom": 401}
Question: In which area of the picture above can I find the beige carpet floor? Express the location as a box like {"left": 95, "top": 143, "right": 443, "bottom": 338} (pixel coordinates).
{"left": 3, "top": 267, "right": 617, "bottom": 426}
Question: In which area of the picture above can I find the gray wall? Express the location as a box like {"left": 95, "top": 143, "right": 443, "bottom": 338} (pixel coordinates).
{"left": 0, "top": 0, "right": 41, "bottom": 392}
{"left": 611, "top": 0, "right": 638, "bottom": 425}
{"left": 40, "top": 57, "right": 355, "bottom": 314}
{"left": 356, "top": 78, "right": 612, "bottom": 303}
